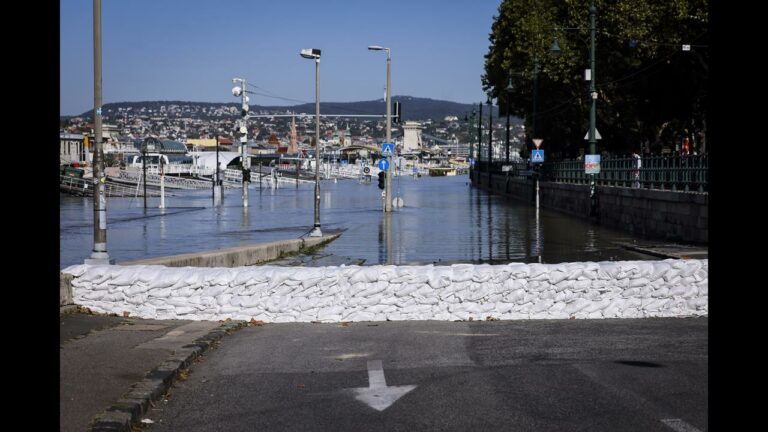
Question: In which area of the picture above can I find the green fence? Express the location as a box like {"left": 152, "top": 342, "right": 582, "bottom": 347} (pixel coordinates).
{"left": 473, "top": 155, "right": 708, "bottom": 193}
{"left": 545, "top": 155, "right": 708, "bottom": 192}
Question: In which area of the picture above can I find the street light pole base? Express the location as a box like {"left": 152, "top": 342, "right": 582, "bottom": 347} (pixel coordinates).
{"left": 309, "top": 227, "right": 323, "bottom": 237}
{"left": 85, "top": 252, "right": 113, "bottom": 265}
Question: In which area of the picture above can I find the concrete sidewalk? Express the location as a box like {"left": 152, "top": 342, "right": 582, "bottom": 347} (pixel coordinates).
{"left": 60, "top": 311, "right": 245, "bottom": 432}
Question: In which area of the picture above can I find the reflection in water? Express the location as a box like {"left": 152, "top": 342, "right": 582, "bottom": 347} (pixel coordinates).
{"left": 487, "top": 191, "right": 493, "bottom": 262}
{"left": 241, "top": 206, "right": 249, "bottom": 230}
{"left": 536, "top": 204, "right": 542, "bottom": 263}
{"left": 60, "top": 176, "right": 665, "bottom": 268}
{"left": 159, "top": 209, "right": 167, "bottom": 239}
{"left": 142, "top": 221, "right": 149, "bottom": 256}
{"left": 585, "top": 228, "right": 597, "bottom": 252}
{"left": 324, "top": 191, "right": 332, "bottom": 209}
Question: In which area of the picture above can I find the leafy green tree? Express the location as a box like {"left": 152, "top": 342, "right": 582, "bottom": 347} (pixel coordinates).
{"left": 483, "top": 0, "right": 707, "bottom": 157}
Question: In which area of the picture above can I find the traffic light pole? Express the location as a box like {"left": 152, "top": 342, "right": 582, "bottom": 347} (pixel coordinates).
{"left": 240, "top": 79, "right": 249, "bottom": 208}
{"left": 87, "top": 0, "right": 110, "bottom": 265}
{"left": 384, "top": 49, "right": 393, "bottom": 213}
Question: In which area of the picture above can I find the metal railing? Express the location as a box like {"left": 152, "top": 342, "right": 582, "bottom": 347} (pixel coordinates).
{"left": 117, "top": 170, "right": 215, "bottom": 190}
{"left": 545, "top": 154, "right": 708, "bottom": 192}
{"left": 59, "top": 175, "right": 160, "bottom": 197}
{"left": 474, "top": 154, "right": 708, "bottom": 193}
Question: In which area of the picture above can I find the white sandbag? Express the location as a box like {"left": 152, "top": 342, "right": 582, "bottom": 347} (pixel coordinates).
{"left": 629, "top": 278, "right": 650, "bottom": 288}
{"left": 565, "top": 298, "right": 592, "bottom": 315}
{"left": 349, "top": 267, "right": 381, "bottom": 284}
{"left": 548, "top": 270, "right": 568, "bottom": 284}
{"left": 529, "top": 299, "right": 554, "bottom": 314}
{"left": 394, "top": 284, "right": 419, "bottom": 297}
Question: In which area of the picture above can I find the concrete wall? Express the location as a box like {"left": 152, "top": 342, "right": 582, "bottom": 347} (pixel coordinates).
{"left": 60, "top": 273, "right": 74, "bottom": 306}
{"left": 121, "top": 234, "right": 341, "bottom": 268}
{"left": 471, "top": 171, "right": 707, "bottom": 243}
{"left": 62, "top": 259, "right": 707, "bottom": 322}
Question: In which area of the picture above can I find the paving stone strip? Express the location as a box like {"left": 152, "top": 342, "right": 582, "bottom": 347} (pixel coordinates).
{"left": 88, "top": 320, "right": 246, "bottom": 432}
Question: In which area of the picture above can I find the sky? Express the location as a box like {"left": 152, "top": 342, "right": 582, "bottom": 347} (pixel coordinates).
{"left": 60, "top": 0, "right": 502, "bottom": 116}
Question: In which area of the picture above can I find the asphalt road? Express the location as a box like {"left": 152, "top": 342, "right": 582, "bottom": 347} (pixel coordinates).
{"left": 144, "top": 318, "right": 707, "bottom": 432}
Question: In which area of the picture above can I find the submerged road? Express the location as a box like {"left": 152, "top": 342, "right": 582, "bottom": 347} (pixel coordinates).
{"left": 61, "top": 176, "right": 674, "bottom": 268}
{"left": 144, "top": 318, "right": 707, "bottom": 431}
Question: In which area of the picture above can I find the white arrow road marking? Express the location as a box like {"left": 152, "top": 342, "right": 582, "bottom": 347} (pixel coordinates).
{"left": 661, "top": 419, "right": 703, "bottom": 432}
{"left": 351, "top": 360, "right": 416, "bottom": 411}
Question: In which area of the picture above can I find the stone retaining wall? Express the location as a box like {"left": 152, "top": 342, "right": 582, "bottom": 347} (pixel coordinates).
{"left": 62, "top": 259, "right": 707, "bottom": 322}
{"left": 472, "top": 172, "right": 707, "bottom": 243}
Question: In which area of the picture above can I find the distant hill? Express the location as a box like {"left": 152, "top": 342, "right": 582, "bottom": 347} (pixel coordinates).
{"left": 73, "top": 96, "right": 500, "bottom": 122}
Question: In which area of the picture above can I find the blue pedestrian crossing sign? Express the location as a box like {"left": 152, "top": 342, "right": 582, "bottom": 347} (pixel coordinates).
{"left": 378, "top": 158, "right": 389, "bottom": 171}
{"left": 532, "top": 149, "right": 545, "bottom": 164}
{"left": 381, "top": 143, "right": 395, "bottom": 157}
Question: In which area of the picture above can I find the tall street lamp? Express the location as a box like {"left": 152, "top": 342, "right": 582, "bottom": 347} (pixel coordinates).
{"left": 232, "top": 78, "right": 250, "bottom": 208}
{"left": 550, "top": 1, "right": 598, "bottom": 215}
{"left": 466, "top": 109, "right": 476, "bottom": 169}
{"left": 487, "top": 93, "right": 493, "bottom": 185}
{"left": 86, "top": 0, "right": 110, "bottom": 265}
{"left": 301, "top": 48, "right": 323, "bottom": 236}
{"left": 505, "top": 74, "right": 513, "bottom": 163}
{"left": 368, "top": 45, "right": 393, "bottom": 212}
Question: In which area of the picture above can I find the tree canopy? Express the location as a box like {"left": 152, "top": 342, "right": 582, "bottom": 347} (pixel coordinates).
{"left": 482, "top": 0, "right": 708, "bottom": 158}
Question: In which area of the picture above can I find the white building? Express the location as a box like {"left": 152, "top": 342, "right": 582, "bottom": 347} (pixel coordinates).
{"left": 60, "top": 133, "right": 86, "bottom": 164}
{"left": 401, "top": 121, "right": 423, "bottom": 154}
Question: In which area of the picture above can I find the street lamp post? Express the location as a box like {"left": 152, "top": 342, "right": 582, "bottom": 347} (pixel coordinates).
{"left": 232, "top": 78, "right": 250, "bottom": 208}
{"left": 368, "top": 45, "right": 393, "bottom": 212}
{"left": 301, "top": 48, "right": 323, "bottom": 236}
{"left": 467, "top": 109, "right": 476, "bottom": 169}
{"left": 550, "top": 1, "right": 598, "bottom": 216}
{"left": 87, "top": 0, "right": 110, "bottom": 265}
{"left": 487, "top": 94, "right": 493, "bottom": 185}
{"left": 505, "top": 75, "right": 513, "bottom": 163}
{"left": 477, "top": 102, "right": 483, "bottom": 164}
{"left": 587, "top": 3, "right": 598, "bottom": 216}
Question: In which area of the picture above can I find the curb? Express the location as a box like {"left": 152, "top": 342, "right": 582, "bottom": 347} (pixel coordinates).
{"left": 88, "top": 320, "right": 247, "bottom": 431}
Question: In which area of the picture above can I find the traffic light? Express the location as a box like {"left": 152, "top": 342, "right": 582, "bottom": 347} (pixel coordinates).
{"left": 378, "top": 171, "right": 386, "bottom": 189}
{"left": 243, "top": 169, "right": 251, "bottom": 182}
{"left": 393, "top": 101, "right": 401, "bottom": 124}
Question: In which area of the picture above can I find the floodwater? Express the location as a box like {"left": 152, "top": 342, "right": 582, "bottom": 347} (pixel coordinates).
{"left": 60, "top": 175, "right": 655, "bottom": 269}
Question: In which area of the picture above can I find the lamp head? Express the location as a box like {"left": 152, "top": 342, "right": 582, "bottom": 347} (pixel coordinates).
{"left": 550, "top": 37, "right": 562, "bottom": 56}
{"left": 505, "top": 76, "right": 514, "bottom": 93}
{"left": 300, "top": 48, "right": 321, "bottom": 59}
{"left": 368, "top": 45, "right": 385, "bottom": 51}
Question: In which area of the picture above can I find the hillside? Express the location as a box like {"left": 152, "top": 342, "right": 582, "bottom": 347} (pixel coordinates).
{"left": 74, "top": 96, "right": 501, "bottom": 122}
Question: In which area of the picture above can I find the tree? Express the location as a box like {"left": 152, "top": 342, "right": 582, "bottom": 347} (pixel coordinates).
{"left": 483, "top": 0, "right": 708, "bottom": 157}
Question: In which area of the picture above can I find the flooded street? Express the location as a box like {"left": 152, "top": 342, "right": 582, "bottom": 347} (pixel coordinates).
{"left": 60, "top": 175, "right": 656, "bottom": 269}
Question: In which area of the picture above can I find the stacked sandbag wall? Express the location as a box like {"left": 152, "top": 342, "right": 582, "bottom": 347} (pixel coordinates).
{"left": 61, "top": 259, "right": 707, "bottom": 322}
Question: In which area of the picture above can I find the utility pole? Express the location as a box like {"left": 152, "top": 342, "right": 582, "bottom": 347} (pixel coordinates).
{"left": 385, "top": 49, "right": 392, "bottom": 212}
{"left": 142, "top": 147, "right": 147, "bottom": 209}
{"left": 532, "top": 58, "right": 540, "bottom": 159}
{"left": 368, "top": 46, "right": 393, "bottom": 211}
{"left": 312, "top": 56, "right": 322, "bottom": 234}
{"left": 86, "top": 0, "right": 110, "bottom": 265}
{"left": 300, "top": 48, "right": 323, "bottom": 236}
{"left": 232, "top": 78, "right": 250, "bottom": 208}
{"left": 241, "top": 80, "right": 249, "bottom": 208}
{"left": 477, "top": 102, "right": 483, "bottom": 162}
{"left": 588, "top": 1, "right": 598, "bottom": 216}
{"left": 487, "top": 94, "right": 493, "bottom": 185}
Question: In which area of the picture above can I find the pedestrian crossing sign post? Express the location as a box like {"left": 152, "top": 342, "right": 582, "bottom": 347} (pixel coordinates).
{"left": 381, "top": 143, "right": 395, "bottom": 157}
{"left": 532, "top": 149, "right": 544, "bottom": 164}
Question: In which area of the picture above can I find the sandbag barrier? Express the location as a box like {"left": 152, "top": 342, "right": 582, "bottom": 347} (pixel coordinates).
{"left": 62, "top": 259, "right": 707, "bottom": 322}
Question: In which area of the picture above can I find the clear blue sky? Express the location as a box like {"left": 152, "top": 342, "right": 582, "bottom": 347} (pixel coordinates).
{"left": 60, "top": 0, "right": 501, "bottom": 116}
